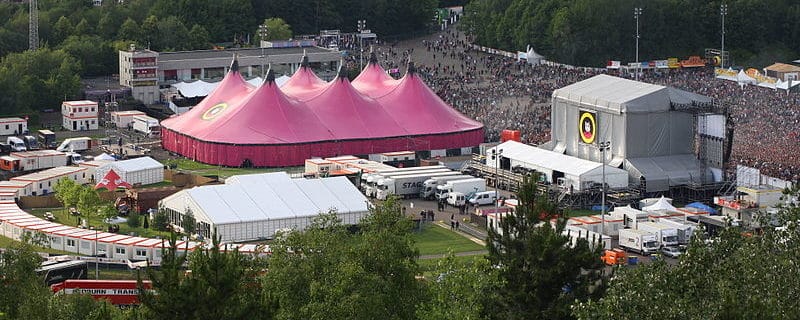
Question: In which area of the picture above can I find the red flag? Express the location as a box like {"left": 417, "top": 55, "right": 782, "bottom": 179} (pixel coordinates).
{"left": 95, "top": 169, "right": 132, "bottom": 190}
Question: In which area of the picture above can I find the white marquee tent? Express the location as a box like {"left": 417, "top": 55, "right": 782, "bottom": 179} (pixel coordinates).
{"left": 642, "top": 196, "right": 678, "bottom": 212}
{"left": 172, "top": 75, "right": 291, "bottom": 98}
{"left": 95, "top": 156, "right": 164, "bottom": 186}
{"left": 487, "top": 141, "right": 628, "bottom": 192}
{"left": 159, "top": 172, "right": 370, "bottom": 243}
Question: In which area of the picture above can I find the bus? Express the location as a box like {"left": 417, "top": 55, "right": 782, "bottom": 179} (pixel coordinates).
{"left": 36, "top": 260, "right": 88, "bottom": 286}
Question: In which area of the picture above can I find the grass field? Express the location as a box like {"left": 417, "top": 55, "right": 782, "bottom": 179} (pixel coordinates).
{"left": 417, "top": 254, "right": 486, "bottom": 277}
{"left": 164, "top": 158, "right": 302, "bottom": 178}
{"left": 27, "top": 208, "right": 171, "bottom": 238}
{"left": 412, "top": 224, "right": 484, "bottom": 256}
{"left": 567, "top": 209, "right": 598, "bottom": 217}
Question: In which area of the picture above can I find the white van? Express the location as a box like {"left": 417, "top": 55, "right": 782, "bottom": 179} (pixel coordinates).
{"left": 447, "top": 192, "right": 466, "bottom": 207}
{"left": 468, "top": 191, "right": 497, "bottom": 206}
{"left": 6, "top": 137, "right": 26, "bottom": 151}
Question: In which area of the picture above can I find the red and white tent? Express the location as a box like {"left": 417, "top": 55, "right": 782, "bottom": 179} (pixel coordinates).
{"left": 95, "top": 169, "right": 132, "bottom": 190}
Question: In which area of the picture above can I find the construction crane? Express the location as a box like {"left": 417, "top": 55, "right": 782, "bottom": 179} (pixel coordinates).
{"left": 29, "top": 0, "right": 38, "bottom": 51}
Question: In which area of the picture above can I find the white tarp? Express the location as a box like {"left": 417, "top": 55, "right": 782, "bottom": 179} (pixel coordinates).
{"left": 173, "top": 76, "right": 290, "bottom": 98}
{"left": 736, "top": 70, "right": 757, "bottom": 84}
{"left": 95, "top": 153, "right": 116, "bottom": 161}
{"left": 642, "top": 196, "right": 677, "bottom": 212}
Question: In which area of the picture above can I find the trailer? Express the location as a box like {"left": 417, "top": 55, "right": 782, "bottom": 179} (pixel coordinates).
{"left": 618, "top": 228, "right": 659, "bottom": 255}
{"left": 51, "top": 280, "right": 153, "bottom": 305}
{"left": 435, "top": 177, "right": 487, "bottom": 201}
{"left": 132, "top": 115, "right": 160, "bottom": 137}
{"left": 360, "top": 164, "right": 446, "bottom": 191}
{"left": 0, "top": 150, "right": 68, "bottom": 172}
{"left": 420, "top": 174, "right": 474, "bottom": 200}
{"left": 37, "top": 130, "right": 57, "bottom": 149}
{"left": 637, "top": 222, "right": 679, "bottom": 248}
{"left": 57, "top": 137, "right": 92, "bottom": 152}
{"left": 364, "top": 167, "right": 450, "bottom": 197}
{"left": 376, "top": 171, "right": 461, "bottom": 200}
{"left": 656, "top": 218, "right": 697, "bottom": 245}
{"left": 110, "top": 110, "right": 146, "bottom": 129}
{"left": 0, "top": 117, "right": 27, "bottom": 136}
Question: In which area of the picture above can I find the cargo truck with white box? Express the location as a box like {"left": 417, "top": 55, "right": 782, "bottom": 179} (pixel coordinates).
{"left": 375, "top": 171, "right": 461, "bottom": 200}
{"left": 636, "top": 222, "right": 679, "bottom": 248}
{"left": 360, "top": 165, "right": 446, "bottom": 191}
{"left": 132, "top": 115, "right": 160, "bottom": 137}
{"left": 435, "top": 178, "right": 487, "bottom": 202}
{"left": 57, "top": 137, "right": 92, "bottom": 153}
{"left": 657, "top": 218, "right": 697, "bottom": 245}
{"left": 420, "top": 174, "right": 474, "bottom": 199}
{"left": 618, "top": 228, "right": 659, "bottom": 255}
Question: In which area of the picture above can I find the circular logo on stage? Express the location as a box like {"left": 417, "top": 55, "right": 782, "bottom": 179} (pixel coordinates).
{"left": 579, "top": 111, "right": 596, "bottom": 144}
{"left": 201, "top": 103, "right": 228, "bottom": 120}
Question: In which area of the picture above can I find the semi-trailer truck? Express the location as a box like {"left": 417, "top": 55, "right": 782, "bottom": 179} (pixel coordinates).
{"left": 132, "top": 115, "right": 160, "bottom": 137}
{"left": 435, "top": 178, "right": 487, "bottom": 202}
{"left": 618, "top": 228, "right": 659, "bottom": 255}
{"left": 637, "top": 222, "right": 679, "bottom": 248}
{"left": 365, "top": 167, "right": 450, "bottom": 198}
{"left": 361, "top": 165, "right": 446, "bottom": 191}
{"left": 419, "top": 174, "right": 474, "bottom": 199}
{"left": 375, "top": 171, "right": 461, "bottom": 200}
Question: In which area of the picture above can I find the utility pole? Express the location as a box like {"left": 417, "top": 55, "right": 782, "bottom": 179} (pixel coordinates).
{"left": 29, "top": 0, "right": 38, "bottom": 51}
{"left": 634, "top": 7, "right": 642, "bottom": 81}
{"left": 720, "top": 4, "right": 728, "bottom": 69}
{"left": 258, "top": 24, "right": 269, "bottom": 76}
{"left": 357, "top": 20, "right": 366, "bottom": 71}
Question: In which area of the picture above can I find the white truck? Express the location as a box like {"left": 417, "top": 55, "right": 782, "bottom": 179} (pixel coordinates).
{"left": 419, "top": 174, "right": 474, "bottom": 200}
{"left": 618, "top": 228, "right": 659, "bottom": 255}
{"left": 447, "top": 191, "right": 466, "bottom": 207}
{"left": 375, "top": 171, "right": 461, "bottom": 200}
{"left": 361, "top": 165, "right": 446, "bottom": 191}
{"left": 6, "top": 137, "right": 26, "bottom": 152}
{"left": 132, "top": 115, "right": 160, "bottom": 137}
{"left": 365, "top": 167, "right": 450, "bottom": 198}
{"left": 657, "top": 219, "right": 697, "bottom": 245}
{"left": 637, "top": 222, "right": 679, "bottom": 248}
{"left": 435, "top": 178, "right": 487, "bottom": 203}
{"left": 57, "top": 137, "right": 93, "bottom": 152}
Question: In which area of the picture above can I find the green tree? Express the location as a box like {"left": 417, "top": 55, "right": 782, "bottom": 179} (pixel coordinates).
{"left": 74, "top": 18, "right": 91, "bottom": 36}
{"left": 484, "top": 174, "right": 605, "bottom": 320}
{"left": 0, "top": 235, "right": 50, "bottom": 319}
{"left": 138, "top": 233, "right": 271, "bottom": 319}
{"left": 258, "top": 17, "right": 292, "bottom": 41}
{"left": 141, "top": 15, "right": 159, "bottom": 47}
{"left": 180, "top": 209, "right": 196, "bottom": 235}
{"left": 77, "top": 186, "right": 106, "bottom": 221}
{"left": 0, "top": 48, "right": 82, "bottom": 114}
{"left": 187, "top": 24, "right": 209, "bottom": 50}
{"left": 155, "top": 15, "right": 190, "bottom": 51}
{"left": 59, "top": 35, "right": 116, "bottom": 76}
{"left": 128, "top": 211, "right": 142, "bottom": 228}
{"left": 116, "top": 17, "right": 139, "bottom": 42}
{"left": 52, "top": 16, "right": 73, "bottom": 44}
{"left": 53, "top": 177, "right": 81, "bottom": 211}
{"left": 153, "top": 209, "right": 170, "bottom": 232}
{"left": 417, "top": 254, "right": 497, "bottom": 320}
{"left": 573, "top": 185, "right": 800, "bottom": 319}
{"left": 265, "top": 198, "right": 421, "bottom": 319}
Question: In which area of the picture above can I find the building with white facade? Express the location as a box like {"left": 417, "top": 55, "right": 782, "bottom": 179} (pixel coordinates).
{"left": 61, "top": 100, "right": 99, "bottom": 131}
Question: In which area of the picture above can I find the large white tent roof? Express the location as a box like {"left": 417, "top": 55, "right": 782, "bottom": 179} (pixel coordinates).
{"left": 184, "top": 172, "right": 368, "bottom": 225}
{"left": 492, "top": 141, "right": 625, "bottom": 177}
{"left": 107, "top": 156, "right": 162, "bottom": 172}
{"left": 172, "top": 76, "right": 290, "bottom": 98}
{"left": 552, "top": 74, "right": 711, "bottom": 114}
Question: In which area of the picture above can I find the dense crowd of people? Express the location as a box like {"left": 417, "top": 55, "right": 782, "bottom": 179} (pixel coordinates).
{"left": 340, "top": 28, "right": 799, "bottom": 182}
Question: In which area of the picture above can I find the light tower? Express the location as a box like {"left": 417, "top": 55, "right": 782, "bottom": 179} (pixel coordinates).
{"left": 29, "top": 0, "right": 38, "bottom": 51}
{"left": 720, "top": 4, "right": 728, "bottom": 69}
{"left": 634, "top": 7, "right": 642, "bottom": 80}
{"left": 357, "top": 20, "right": 366, "bottom": 71}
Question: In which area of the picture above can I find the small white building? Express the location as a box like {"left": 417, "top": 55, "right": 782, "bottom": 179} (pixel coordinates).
{"left": 159, "top": 172, "right": 370, "bottom": 243}
{"left": 109, "top": 110, "right": 146, "bottom": 129}
{"left": 62, "top": 100, "right": 99, "bottom": 131}
{"left": 95, "top": 156, "right": 164, "bottom": 186}
{"left": 0, "top": 117, "right": 27, "bottom": 135}
{"left": 0, "top": 180, "right": 33, "bottom": 199}
{"left": 10, "top": 166, "right": 89, "bottom": 196}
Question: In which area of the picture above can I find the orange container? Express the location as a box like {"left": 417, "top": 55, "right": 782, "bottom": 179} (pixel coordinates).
{"left": 501, "top": 129, "right": 521, "bottom": 142}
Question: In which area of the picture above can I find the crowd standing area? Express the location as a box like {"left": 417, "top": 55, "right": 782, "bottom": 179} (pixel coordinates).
{"left": 341, "top": 27, "right": 800, "bottom": 182}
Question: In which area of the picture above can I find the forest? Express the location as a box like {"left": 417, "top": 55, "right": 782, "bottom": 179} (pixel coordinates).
{"left": 0, "top": 0, "right": 440, "bottom": 115}
{"left": 461, "top": 0, "right": 800, "bottom": 67}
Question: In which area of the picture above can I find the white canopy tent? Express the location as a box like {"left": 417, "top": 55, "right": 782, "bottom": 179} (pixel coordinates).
{"left": 159, "top": 172, "right": 370, "bottom": 242}
{"left": 172, "top": 76, "right": 290, "bottom": 98}
{"left": 736, "top": 70, "right": 757, "bottom": 85}
{"left": 95, "top": 156, "right": 164, "bottom": 186}
{"left": 642, "top": 196, "right": 677, "bottom": 212}
{"left": 488, "top": 141, "right": 628, "bottom": 192}
{"left": 94, "top": 153, "right": 116, "bottom": 161}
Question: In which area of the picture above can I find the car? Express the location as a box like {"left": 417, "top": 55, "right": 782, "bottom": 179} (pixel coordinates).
{"left": 661, "top": 246, "right": 683, "bottom": 258}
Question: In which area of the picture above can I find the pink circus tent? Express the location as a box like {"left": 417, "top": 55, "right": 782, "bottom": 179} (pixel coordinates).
{"left": 161, "top": 55, "right": 484, "bottom": 167}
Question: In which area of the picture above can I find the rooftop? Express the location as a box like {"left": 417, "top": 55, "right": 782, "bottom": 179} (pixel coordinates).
{"left": 765, "top": 62, "right": 800, "bottom": 73}
{"left": 11, "top": 166, "right": 86, "bottom": 182}
{"left": 158, "top": 47, "right": 334, "bottom": 62}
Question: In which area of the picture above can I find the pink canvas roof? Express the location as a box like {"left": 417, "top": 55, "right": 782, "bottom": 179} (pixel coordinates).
{"left": 192, "top": 77, "right": 334, "bottom": 144}
{"left": 280, "top": 64, "right": 328, "bottom": 100}
{"left": 161, "top": 67, "right": 254, "bottom": 137}
{"left": 352, "top": 55, "right": 398, "bottom": 97}
{"left": 376, "top": 66, "right": 483, "bottom": 134}
{"left": 304, "top": 76, "right": 407, "bottom": 139}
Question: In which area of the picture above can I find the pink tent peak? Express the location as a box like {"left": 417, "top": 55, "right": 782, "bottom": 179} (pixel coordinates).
{"left": 194, "top": 74, "right": 334, "bottom": 144}
{"left": 352, "top": 52, "right": 398, "bottom": 97}
{"left": 280, "top": 57, "right": 328, "bottom": 101}
{"left": 305, "top": 74, "right": 407, "bottom": 139}
{"left": 95, "top": 169, "right": 132, "bottom": 190}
